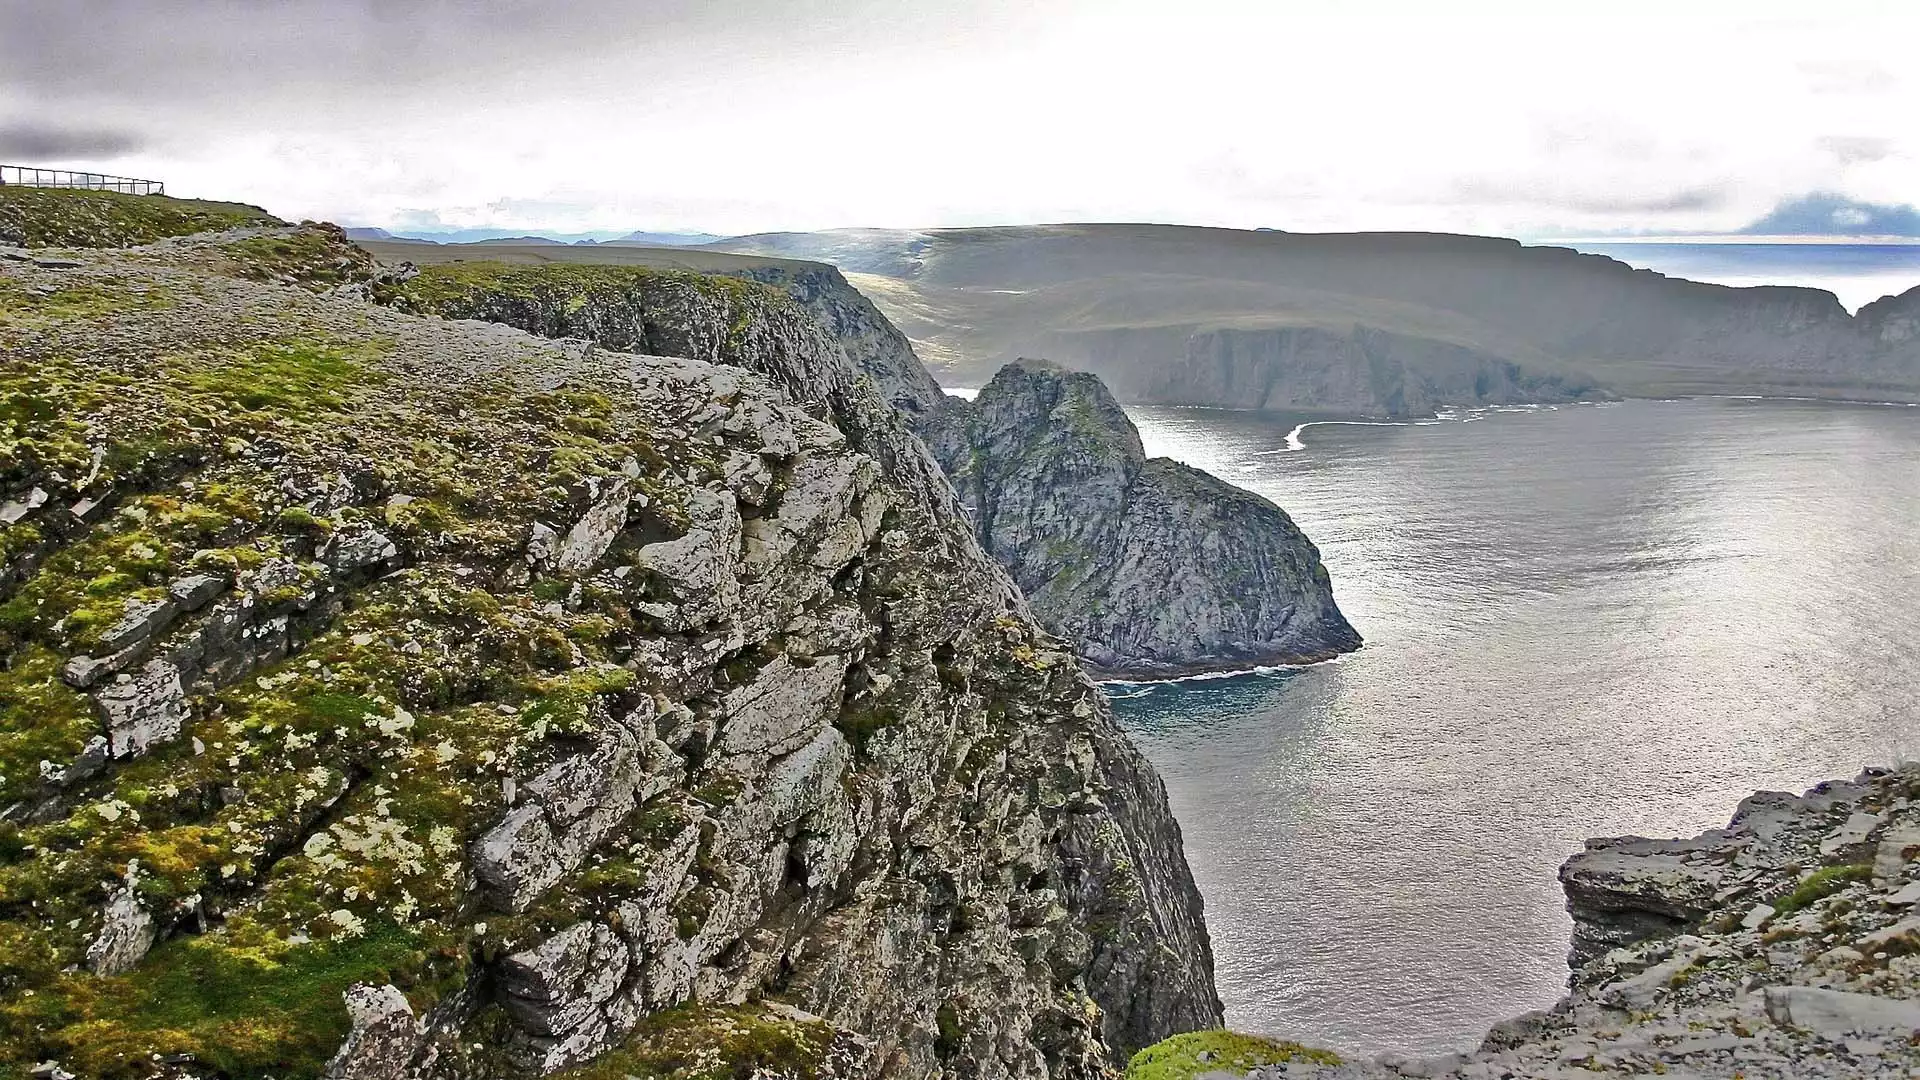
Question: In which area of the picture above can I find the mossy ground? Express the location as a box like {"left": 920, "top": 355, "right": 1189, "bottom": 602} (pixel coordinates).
{"left": 1774, "top": 862, "right": 1874, "bottom": 914}
{"left": 0, "top": 187, "right": 281, "bottom": 248}
{"left": 1125, "top": 1030, "right": 1340, "bottom": 1080}
{"left": 0, "top": 238, "right": 725, "bottom": 1076}
{"left": 390, "top": 260, "right": 769, "bottom": 313}
{"left": 552, "top": 1003, "right": 841, "bottom": 1080}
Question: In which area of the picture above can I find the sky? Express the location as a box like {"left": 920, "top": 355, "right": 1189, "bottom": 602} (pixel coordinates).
{"left": 1, "top": 0, "right": 1917, "bottom": 239}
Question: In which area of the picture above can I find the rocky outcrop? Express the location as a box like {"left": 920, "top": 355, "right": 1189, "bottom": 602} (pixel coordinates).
{"left": 1218, "top": 766, "right": 1920, "bottom": 1080}
{"left": 723, "top": 262, "right": 948, "bottom": 421}
{"left": 0, "top": 206, "right": 1218, "bottom": 1079}
{"left": 931, "top": 360, "right": 1360, "bottom": 678}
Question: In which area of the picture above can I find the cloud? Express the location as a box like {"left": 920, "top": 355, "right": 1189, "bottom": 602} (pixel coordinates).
{"left": 1435, "top": 178, "right": 1730, "bottom": 216}
{"left": 1, "top": 2, "right": 1916, "bottom": 237}
{"left": 0, "top": 121, "right": 146, "bottom": 160}
{"left": 1816, "top": 135, "right": 1895, "bottom": 165}
{"left": 1739, "top": 193, "right": 1920, "bottom": 236}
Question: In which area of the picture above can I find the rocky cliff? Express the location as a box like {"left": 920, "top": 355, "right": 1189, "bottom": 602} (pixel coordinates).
{"left": 928, "top": 361, "right": 1360, "bottom": 678}
{"left": 0, "top": 191, "right": 1220, "bottom": 1079}
{"left": 1139, "top": 325, "right": 1603, "bottom": 420}
{"left": 709, "top": 224, "right": 1920, "bottom": 410}
{"left": 1170, "top": 765, "right": 1920, "bottom": 1080}
{"left": 357, "top": 242, "right": 948, "bottom": 424}
{"left": 383, "top": 260, "right": 1360, "bottom": 678}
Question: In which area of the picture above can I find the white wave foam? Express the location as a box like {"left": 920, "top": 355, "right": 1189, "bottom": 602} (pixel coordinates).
{"left": 1098, "top": 650, "right": 1355, "bottom": 690}
{"left": 1258, "top": 419, "right": 1416, "bottom": 455}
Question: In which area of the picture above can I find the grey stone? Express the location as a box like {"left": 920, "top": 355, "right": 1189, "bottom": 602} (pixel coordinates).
{"left": 95, "top": 659, "right": 188, "bottom": 758}
{"left": 86, "top": 867, "right": 156, "bottom": 975}
{"left": 499, "top": 921, "right": 630, "bottom": 1040}
{"left": 0, "top": 486, "right": 47, "bottom": 524}
{"left": 636, "top": 488, "right": 741, "bottom": 630}
{"left": 95, "top": 595, "right": 178, "bottom": 654}
{"left": 320, "top": 524, "right": 399, "bottom": 573}
{"left": 323, "top": 984, "right": 422, "bottom": 1080}
{"left": 167, "top": 573, "right": 227, "bottom": 611}
{"left": 551, "top": 474, "right": 632, "bottom": 573}
{"left": 1764, "top": 985, "right": 1920, "bottom": 1035}
{"left": 61, "top": 653, "right": 118, "bottom": 690}
{"left": 473, "top": 724, "right": 666, "bottom": 912}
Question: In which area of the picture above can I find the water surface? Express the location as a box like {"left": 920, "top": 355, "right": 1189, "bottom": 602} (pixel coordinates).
{"left": 1109, "top": 398, "right": 1920, "bottom": 1057}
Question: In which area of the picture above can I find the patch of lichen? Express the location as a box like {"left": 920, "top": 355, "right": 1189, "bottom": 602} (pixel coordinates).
{"left": 552, "top": 1002, "right": 842, "bottom": 1080}
{"left": 1124, "top": 1030, "right": 1340, "bottom": 1080}
{"left": 0, "top": 187, "right": 282, "bottom": 249}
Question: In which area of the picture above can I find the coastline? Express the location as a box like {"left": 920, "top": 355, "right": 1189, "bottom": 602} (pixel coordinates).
{"left": 1092, "top": 641, "right": 1361, "bottom": 689}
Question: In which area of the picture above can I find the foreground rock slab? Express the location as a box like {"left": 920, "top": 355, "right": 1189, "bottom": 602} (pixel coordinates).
{"left": 1224, "top": 765, "right": 1920, "bottom": 1080}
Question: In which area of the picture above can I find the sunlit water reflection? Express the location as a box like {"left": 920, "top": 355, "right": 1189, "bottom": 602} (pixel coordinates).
{"left": 1107, "top": 398, "right": 1920, "bottom": 1056}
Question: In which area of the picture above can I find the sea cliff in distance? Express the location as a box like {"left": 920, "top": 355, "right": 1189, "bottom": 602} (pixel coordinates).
{"left": 704, "top": 224, "right": 1920, "bottom": 418}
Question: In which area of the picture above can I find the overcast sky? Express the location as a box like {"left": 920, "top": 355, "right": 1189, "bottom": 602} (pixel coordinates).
{"left": 2, "top": 0, "right": 1915, "bottom": 237}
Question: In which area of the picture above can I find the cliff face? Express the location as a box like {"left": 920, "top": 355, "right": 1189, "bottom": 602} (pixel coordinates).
{"left": 0, "top": 207, "right": 1219, "bottom": 1079}
{"left": 709, "top": 224, "right": 1920, "bottom": 410}
{"left": 1141, "top": 325, "right": 1604, "bottom": 420}
{"left": 722, "top": 263, "right": 948, "bottom": 421}
{"left": 357, "top": 241, "right": 947, "bottom": 424}
{"left": 930, "top": 361, "right": 1360, "bottom": 678}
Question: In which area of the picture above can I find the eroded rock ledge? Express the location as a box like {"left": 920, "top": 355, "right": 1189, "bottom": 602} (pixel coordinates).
{"left": 0, "top": 195, "right": 1219, "bottom": 1080}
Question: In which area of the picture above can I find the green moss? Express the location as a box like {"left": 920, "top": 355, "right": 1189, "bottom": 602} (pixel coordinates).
{"left": 212, "top": 225, "right": 375, "bottom": 292}
{"left": 0, "top": 187, "right": 282, "bottom": 248}
{"left": 1126, "top": 1030, "right": 1341, "bottom": 1080}
{"left": 553, "top": 1003, "right": 839, "bottom": 1080}
{"left": 1774, "top": 863, "right": 1874, "bottom": 914}
{"left": 390, "top": 261, "right": 773, "bottom": 319}
{"left": 178, "top": 338, "right": 385, "bottom": 416}
{"left": 0, "top": 916, "right": 443, "bottom": 1080}
{"left": 0, "top": 646, "right": 97, "bottom": 804}
{"left": 0, "top": 276, "right": 176, "bottom": 327}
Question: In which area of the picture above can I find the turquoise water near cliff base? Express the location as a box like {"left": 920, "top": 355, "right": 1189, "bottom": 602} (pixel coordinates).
{"left": 1107, "top": 397, "right": 1920, "bottom": 1059}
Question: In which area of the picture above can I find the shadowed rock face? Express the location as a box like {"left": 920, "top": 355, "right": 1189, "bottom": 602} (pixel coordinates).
{"left": 928, "top": 360, "right": 1361, "bottom": 678}
{"left": 0, "top": 210, "right": 1218, "bottom": 1079}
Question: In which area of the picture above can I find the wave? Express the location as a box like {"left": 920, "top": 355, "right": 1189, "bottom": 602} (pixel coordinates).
{"left": 1701, "top": 394, "right": 1919, "bottom": 409}
{"left": 1258, "top": 419, "right": 1419, "bottom": 454}
{"left": 1255, "top": 398, "right": 1606, "bottom": 455}
{"left": 1098, "top": 650, "right": 1355, "bottom": 691}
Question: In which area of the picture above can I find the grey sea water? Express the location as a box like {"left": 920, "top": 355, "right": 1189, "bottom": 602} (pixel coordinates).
{"left": 1108, "top": 398, "right": 1920, "bottom": 1058}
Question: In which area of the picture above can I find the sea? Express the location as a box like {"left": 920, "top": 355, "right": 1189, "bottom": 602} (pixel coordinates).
{"left": 1108, "top": 396, "right": 1920, "bottom": 1057}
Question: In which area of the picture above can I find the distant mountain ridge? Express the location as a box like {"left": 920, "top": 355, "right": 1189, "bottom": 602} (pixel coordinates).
{"left": 702, "top": 224, "right": 1920, "bottom": 417}
{"left": 343, "top": 226, "right": 723, "bottom": 246}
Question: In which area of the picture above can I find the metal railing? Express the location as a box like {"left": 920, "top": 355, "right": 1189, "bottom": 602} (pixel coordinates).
{"left": 0, "top": 165, "right": 165, "bottom": 196}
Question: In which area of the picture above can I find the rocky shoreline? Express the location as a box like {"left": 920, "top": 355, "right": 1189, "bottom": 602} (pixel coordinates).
{"left": 1232, "top": 766, "right": 1920, "bottom": 1080}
